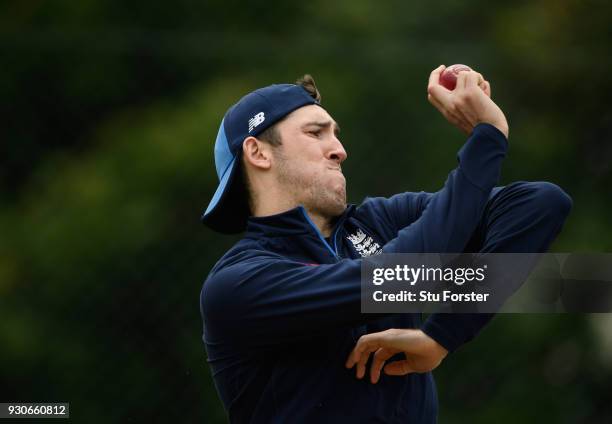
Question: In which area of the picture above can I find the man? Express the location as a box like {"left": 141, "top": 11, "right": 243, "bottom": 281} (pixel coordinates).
{"left": 199, "top": 67, "right": 571, "bottom": 423}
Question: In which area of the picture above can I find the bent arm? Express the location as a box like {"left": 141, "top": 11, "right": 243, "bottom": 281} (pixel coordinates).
{"left": 202, "top": 255, "right": 367, "bottom": 348}
{"left": 202, "top": 124, "right": 508, "bottom": 349}
{"left": 382, "top": 123, "right": 507, "bottom": 253}
{"left": 380, "top": 123, "right": 507, "bottom": 351}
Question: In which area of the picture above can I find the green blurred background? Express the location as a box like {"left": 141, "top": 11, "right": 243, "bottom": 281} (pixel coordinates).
{"left": 1, "top": 0, "right": 611, "bottom": 422}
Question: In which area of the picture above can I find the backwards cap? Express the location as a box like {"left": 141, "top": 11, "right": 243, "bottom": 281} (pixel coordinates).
{"left": 201, "top": 83, "right": 320, "bottom": 233}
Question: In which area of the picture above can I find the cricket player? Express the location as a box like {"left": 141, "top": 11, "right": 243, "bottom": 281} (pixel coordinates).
{"left": 199, "top": 67, "right": 571, "bottom": 423}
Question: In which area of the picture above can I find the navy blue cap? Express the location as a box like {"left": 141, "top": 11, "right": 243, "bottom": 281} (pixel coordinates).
{"left": 201, "top": 83, "right": 320, "bottom": 233}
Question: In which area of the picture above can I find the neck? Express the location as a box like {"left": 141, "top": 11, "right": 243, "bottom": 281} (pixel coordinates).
{"left": 253, "top": 202, "right": 335, "bottom": 237}
{"left": 251, "top": 189, "right": 336, "bottom": 237}
{"left": 303, "top": 207, "right": 335, "bottom": 237}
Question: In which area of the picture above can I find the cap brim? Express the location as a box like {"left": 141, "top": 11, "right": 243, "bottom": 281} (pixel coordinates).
{"left": 201, "top": 156, "right": 250, "bottom": 234}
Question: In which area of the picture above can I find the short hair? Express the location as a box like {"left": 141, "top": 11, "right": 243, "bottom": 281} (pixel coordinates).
{"left": 256, "top": 74, "right": 321, "bottom": 147}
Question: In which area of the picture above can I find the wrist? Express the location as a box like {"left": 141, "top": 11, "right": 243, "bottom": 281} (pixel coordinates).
{"left": 419, "top": 329, "right": 449, "bottom": 358}
{"left": 475, "top": 121, "right": 508, "bottom": 140}
{"left": 494, "top": 123, "right": 509, "bottom": 139}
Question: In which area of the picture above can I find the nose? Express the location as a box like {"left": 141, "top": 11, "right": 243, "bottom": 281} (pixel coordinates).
{"left": 327, "top": 136, "right": 347, "bottom": 164}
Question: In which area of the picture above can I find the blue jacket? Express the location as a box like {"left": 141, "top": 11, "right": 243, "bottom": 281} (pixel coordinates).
{"left": 201, "top": 123, "right": 508, "bottom": 423}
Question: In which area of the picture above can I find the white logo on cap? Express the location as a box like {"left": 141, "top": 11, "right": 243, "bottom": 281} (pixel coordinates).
{"left": 248, "top": 112, "right": 265, "bottom": 133}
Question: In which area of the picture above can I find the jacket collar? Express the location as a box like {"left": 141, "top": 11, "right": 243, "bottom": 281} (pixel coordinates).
{"left": 245, "top": 204, "right": 355, "bottom": 238}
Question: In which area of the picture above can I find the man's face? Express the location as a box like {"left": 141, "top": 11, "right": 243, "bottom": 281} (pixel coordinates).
{"left": 271, "top": 104, "right": 348, "bottom": 218}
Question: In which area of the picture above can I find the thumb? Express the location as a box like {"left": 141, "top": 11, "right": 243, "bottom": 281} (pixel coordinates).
{"left": 384, "top": 360, "right": 414, "bottom": 376}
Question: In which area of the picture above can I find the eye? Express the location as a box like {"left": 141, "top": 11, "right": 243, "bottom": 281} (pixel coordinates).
{"left": 308, "top": 129, "right": 321, "bottom": 138}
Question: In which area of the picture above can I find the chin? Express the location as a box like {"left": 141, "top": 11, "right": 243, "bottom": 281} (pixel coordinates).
{"left": 312, "top": 192, "right": 346, "bottom": 218}
{"left": 330, "top": 194, "right": 347, "bottom": 216}
{"left": 321, "top": 203, "right": 346, "bottom": 219}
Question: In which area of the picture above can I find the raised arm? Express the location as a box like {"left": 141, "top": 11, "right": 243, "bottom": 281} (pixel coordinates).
{"left": 202, "top": 126, "right": 507, "bottom": 350}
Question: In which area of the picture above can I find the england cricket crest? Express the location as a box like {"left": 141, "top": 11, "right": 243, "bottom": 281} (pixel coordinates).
{"left": 347, "top": 228, "right": 382, "bottom": 258}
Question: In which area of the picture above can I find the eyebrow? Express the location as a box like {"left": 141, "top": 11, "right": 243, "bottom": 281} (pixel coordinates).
{"left": 302, "top": 120, "right": 341, "bottom": 135}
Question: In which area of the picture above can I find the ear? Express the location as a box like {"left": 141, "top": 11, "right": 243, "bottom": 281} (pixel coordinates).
{"left": 242, "top": 136, "right": 272, "bottom": 170}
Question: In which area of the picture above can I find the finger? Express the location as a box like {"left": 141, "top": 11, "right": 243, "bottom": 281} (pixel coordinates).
{"left": 384, "top": 360, "right": 414, "bottom": 376}
{"left": 348, "top": 337, "right": 380, "bottom": 379}
{"left": 428, "top": 64, "right": 446, "bottom": 89}
{"left": 355, "top": 345, "right": 378, "bottom": 379}
{"left": 345, "top": 347, "right": 357, "bottom": 368}
{"left": 483, "top": 81, "right": 491, "bottom": 97}
{"left": 478, "top": 79, "right": 487, "bottom": 95}
{"left": 427, "top": 93, "right": 447, "bottom": 115}
{"left": 370, "top": 348, "right": 396, "bottom": 384}
{"left": 428, "top": 93, "right": 470, "bottom": 132}
{"left": 464, "top": 71, "right": 481, "bottom": 89}
{"left": 454, "top": 105, "right": 477, "bottom": 134}
{"left": 345, "top": 335, "right": 369, "bottom": 368}
{"left": 427, "top": 84, "right": 452, "bottom": 106}
{"left": 356, "top": 347, "right": 371, "bottom": 379}
{"left": 427, "top": 93, "right": 440, "bottom": 109}
{"left": 346, "top": 334, "right": 377, "bottom": 368}
{"left": 456, "top": 71, "right": 469, "bottom": 90}
{"left": 428, "top": 92, "right": 456, "bottom": 117}
{"left": 346, "top": 349, "right": 363, "bottom": 370}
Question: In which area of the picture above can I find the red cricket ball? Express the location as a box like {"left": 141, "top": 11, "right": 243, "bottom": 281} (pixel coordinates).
{"left": 439, "top": 64, "right": 472, "bottom": 90}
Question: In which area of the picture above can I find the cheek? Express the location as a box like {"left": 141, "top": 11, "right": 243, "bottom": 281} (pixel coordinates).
{"left": 328, "top": 172, "right": 346, "bottom": 192}
{"left": 337, "top": 175, "right": 347, "bottom": 191}
{"left": 285, "top": 161, "right": 320, "bottom": 186}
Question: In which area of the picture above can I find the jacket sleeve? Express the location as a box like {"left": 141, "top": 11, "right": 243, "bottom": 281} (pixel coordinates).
{"left": 202, "top": 253, "right": 368, "bottom": 348}
{"left": 380, "top": 123, "right": 508, "bottom": 253}
{"left": 360, "top": 123, "right": 508, "bottom": 351}
{"left": 202, "top": 123, "right": 508, "bottom": 350}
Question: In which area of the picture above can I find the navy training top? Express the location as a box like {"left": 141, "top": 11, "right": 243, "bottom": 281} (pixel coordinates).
{"left": 200, "top": 123, "right": 508, "bottom": 423}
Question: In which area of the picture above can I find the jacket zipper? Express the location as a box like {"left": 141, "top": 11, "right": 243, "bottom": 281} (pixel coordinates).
{"left": 298, "top": 206, "right": 341, "bottom": 260}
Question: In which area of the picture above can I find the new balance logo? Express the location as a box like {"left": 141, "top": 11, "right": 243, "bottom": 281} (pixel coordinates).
{"left": 248, "top": 112, "right": 265, "bottom": 133}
